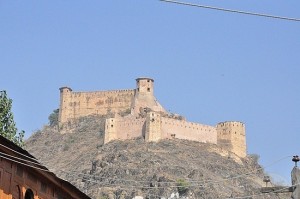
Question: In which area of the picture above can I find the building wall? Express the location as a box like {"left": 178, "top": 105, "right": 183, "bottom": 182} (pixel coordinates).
{"left": 161, "top": 117, "right": 217, "bottom": 144}
{"left": 0, "top": 158, "right": 77, "bottom": 199}
{"left": 59, "top": 88, "right": 135, "bottom": 124}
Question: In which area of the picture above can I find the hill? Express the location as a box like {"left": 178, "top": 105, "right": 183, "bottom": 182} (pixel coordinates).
{"left": 25, "top": 115, "right": 289, "bottom": 199}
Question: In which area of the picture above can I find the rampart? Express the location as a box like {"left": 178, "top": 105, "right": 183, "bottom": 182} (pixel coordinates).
{"left": 59, "top": 88, "right": 134, "bottom": 124}
{"left": 104, "top": 116, "right": 146, "bottom": 143}
{"left": 160, "top": 117, "right": 217, "bottom": 143}
{"left": 58, "top": 77, "right": 247, "bottom": 158}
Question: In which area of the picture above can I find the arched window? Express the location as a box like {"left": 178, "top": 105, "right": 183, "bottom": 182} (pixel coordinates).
{"left": 25, "top": 189, "right": 34, "bottom": 199}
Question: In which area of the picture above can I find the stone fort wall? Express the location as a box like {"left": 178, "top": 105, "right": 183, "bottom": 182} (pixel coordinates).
{"left": 59, "top": 77, "right": 247, "bottom": 158}
{"left": 104, "top": 114, "right": 217, "bottom": 145}
{"left": 59, "top": 87, "right": 134, "bottom": 124}
{"left": 104, "top": 116, "right": 146, "bottom": 144}
{"left": 160, "top": 117, "right": 217, "bottom": 144}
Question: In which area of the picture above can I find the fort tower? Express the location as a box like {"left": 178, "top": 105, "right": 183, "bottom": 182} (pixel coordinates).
{"left": 59, "top": 87, "right": 73, "bottom": 124}
{"left": 132, "top": 77, "right": 165, "bottom": 114}
{"left": 136, "top": 77, "right": 154, "bottom": 95}
{"left": 216, "top": 121, "right": 246, "bottom": 158}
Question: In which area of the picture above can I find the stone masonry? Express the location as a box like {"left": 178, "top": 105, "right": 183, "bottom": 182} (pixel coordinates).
{"left": 58, "top": 77, "right": 247, "bottom": 157}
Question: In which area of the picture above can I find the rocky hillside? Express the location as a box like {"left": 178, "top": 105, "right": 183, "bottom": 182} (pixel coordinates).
{"left": 25, "top": 115, "right": 289, "bottom": 199}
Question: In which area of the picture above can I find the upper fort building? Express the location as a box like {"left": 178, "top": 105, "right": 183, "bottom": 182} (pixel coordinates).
{"left": 59, "top": 77, "right": 247, "bottom": 158}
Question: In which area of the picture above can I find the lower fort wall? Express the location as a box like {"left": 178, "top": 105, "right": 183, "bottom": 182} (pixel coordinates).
{"left": 160, "top": 117, "right": 217, "bottom": 144}
{"left": 104, "top": 116, "right": 146, "bottom": 143}
{"left": 114, "top": 117, "right": 146, "bottom": 140}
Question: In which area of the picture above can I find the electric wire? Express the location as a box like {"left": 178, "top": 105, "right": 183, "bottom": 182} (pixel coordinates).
{"left": 0, "top": 147, "right": 292, "bottom": 186}
{"left": 59, "top": 154, "right": 291, "bottom": 186}
{"left": 160, "top": 0, "right": 300, "bottom": 22}
{"left": 57, "top": 170, "right": 300, "bottom": 199}
{"left": 0, "top": 151, "right": 297, "bottom": 198}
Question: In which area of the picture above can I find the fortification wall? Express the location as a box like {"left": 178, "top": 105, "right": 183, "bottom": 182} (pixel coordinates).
{"left": 216, "top": 121, "right": 246, "bottom": 157}
{"left": 114, "top": 117, "right": 146, "bottom": 140}
{"left": 161, "top": 117, "right": 217, "bottom": 144}
{"left": 104, "top": 116, "right": 146, "bottom": 144}
{"left": 59, "top": 88, "right": 134, "bottom": 123}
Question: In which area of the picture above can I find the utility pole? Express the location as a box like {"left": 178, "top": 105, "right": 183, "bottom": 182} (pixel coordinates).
{"left": 260, "top": 155, "right": 300, "bottom": 198}
{"left": 291, "top": 155, "right": 300, "bottom": 199}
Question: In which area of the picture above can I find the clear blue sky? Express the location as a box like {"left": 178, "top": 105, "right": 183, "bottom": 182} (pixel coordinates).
{"left": 1, "top": 1, "right": 299, "bottom": 185}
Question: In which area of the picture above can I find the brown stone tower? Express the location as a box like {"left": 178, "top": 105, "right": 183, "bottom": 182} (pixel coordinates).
{"left": 145, "top": 112, "right": 162, "bottom": 142}
{"left": 104, "top": 118, "right": 117, "bottom": 144}
{"left": 216, "top": 121, "right": 246, "bottom": 158}
{"left": 59, "top": 87, "right": 73, "bottom": 124}
{"left": 131, "top": 77, "right": 165, "bottom": 114}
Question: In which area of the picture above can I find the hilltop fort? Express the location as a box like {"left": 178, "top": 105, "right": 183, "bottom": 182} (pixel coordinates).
{"left": 58, "top": 77, "right": 246, "bottom": 157}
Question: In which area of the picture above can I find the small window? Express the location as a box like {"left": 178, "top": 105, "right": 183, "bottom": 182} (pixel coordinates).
{"left": 147, "top": 88, "right": 150, "bottom": 92}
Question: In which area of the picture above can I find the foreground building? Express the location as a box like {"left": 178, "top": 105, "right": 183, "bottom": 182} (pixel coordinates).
{"left": 59, "top": 77, "right": 246, "bottom": 157}
{"left": 0, "top": 135, "right": 90, "bottom": 199}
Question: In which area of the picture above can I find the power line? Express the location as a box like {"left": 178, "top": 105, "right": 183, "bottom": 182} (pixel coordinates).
{"left": 59, "top": 170, "right": 300, "bottom": 199}
{"left": 58, "top": 155, "right": 291, "bottom": 187}
{"left": 0, "top": 144, "right": 292, "bottom": 186}
{"left": 160, "top": 0, "right": 300, "bottom": 22}
{"left": 49, "top": 154, "right": 292, "bottom": 186}
{"left": 0, "top": 150, "right": 296, "bottom": 198}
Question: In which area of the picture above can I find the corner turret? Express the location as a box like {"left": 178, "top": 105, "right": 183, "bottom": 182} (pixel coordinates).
{"left": 216, "top": 121, "right": 246, "bottom": 158}
{"left": 59, "top": 87, "right": 72, "bottom": 125}
{"left": 136, "top": 77, "right": 154, "bottom": 95}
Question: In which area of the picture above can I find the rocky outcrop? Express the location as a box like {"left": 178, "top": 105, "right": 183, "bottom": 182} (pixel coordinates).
{"left": 25, "top": 115, "right": 284, "bottom": 199}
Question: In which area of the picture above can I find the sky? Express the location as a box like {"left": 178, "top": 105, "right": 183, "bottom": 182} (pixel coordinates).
{"left": 1, "top": 1, "right": 299, "bottom": 185}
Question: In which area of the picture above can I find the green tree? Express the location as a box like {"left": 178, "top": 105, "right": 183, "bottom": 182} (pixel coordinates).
{"left": 48, "top": 108, "right": 59, "bottom": 127}
{"left": 0, "top": 90, "right": 24, "bottom": 147}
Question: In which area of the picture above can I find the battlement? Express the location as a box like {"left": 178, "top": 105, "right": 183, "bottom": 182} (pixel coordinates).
{"left": 216, "top": 121, "right": 246, "bottom": 157}
{"left": 58, "top": 78, "right": 247, "bottom": 158}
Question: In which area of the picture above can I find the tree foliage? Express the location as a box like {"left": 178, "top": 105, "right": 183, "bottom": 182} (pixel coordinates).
{"left": 0, "top": 90, "right": 24, "bottom": 147}
{"left": 48, "top": 108, "right": 59, "bottom": 127}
